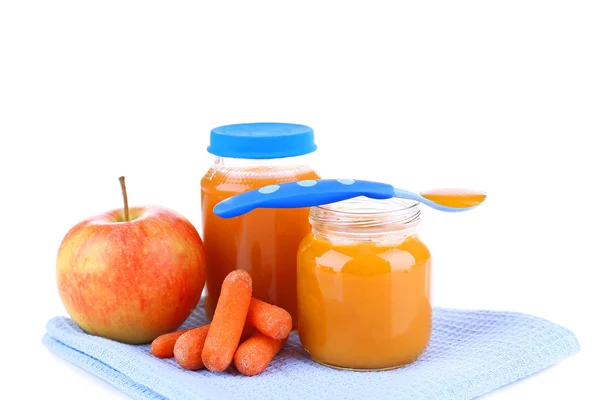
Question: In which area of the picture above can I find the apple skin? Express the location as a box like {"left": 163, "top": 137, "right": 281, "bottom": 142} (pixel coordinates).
{"left": 56, "top": 206, "right": 206, "bottom": 344}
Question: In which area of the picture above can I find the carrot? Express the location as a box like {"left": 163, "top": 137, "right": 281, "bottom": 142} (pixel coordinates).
{"left": 234, "top": 331, "right": 287, "bottom": 376}
{"left": 150, "top": 328, "right": 194, "bottom": 358}
{"left": 202, "top": 269, "right": 253, "bottom": 372}
{"left": 246, "top": 298, "right": 292, "bottom": 340}
{"left": 173, "top": 324, "right": 211, "bottom": 370}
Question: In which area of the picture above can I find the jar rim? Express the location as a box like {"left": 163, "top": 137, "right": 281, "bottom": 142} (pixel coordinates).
{"left": 314, "top": 196, "right": 420, "bottom": 216}
{"left": 309, "top": 197, "right": 421, "bottom": 243}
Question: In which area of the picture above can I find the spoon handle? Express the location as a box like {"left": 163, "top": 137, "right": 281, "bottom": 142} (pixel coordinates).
{"left": 213, "top": 179, "right": 395, "bottom": 218}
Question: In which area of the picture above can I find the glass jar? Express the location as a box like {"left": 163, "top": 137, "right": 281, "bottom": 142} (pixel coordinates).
{"left": 201, "top": 123, "right": 320, "bottom": 328}
{"left": 297, "top": 196, "right": 431, "bottom": 370}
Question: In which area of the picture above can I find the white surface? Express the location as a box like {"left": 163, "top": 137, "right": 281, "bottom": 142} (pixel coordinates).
{"left": 1, "top": 1, "right": 598, "bottom": 399}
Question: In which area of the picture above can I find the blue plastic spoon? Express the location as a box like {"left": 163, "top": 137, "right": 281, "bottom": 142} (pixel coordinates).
{"left": 213, "top": 179, "right": 485, "bottom": 218}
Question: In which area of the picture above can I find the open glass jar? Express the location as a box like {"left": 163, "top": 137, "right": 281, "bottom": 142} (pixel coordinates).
{"left": 297, "top": 196, "right": 432, "bottom": 370}
{"left": 201, "top": 123, "right": 319, "bottom": 328}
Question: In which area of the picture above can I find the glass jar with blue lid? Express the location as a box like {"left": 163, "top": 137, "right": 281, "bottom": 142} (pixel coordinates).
{"left": 201, "top": 122, "right": 319, "bottom": 327}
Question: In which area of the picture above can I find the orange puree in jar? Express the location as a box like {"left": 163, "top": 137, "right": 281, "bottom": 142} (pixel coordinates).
{"left": 297, "top": 198, "right": 431, "bottom": 370}
{"left": 202, "top": 165, "right": 319, "bottom": 327}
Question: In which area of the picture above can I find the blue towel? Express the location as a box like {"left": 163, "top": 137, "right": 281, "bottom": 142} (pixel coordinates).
{"left": 43, "top": 300, "right": 579, "bottom": 400}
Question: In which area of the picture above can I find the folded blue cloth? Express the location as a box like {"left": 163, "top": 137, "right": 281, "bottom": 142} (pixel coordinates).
{"left": 43, "top": 301, "right": 579, "bottom": 400}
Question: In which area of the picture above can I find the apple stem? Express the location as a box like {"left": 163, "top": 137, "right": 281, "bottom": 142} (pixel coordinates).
{"left": 119, "top": 176, "right": 130, "bottom": 221}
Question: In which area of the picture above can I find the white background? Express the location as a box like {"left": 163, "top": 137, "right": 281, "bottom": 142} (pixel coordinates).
{"left": 1, "top": 1, "right": 598, "bottom": 399}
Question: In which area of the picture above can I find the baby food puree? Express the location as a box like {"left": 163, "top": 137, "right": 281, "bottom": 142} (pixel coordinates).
{"left": 420, "top": 188, "right": 486, "bottom": 208}
{"left": 297, "top": 196, "right": 431, "bottom": 370}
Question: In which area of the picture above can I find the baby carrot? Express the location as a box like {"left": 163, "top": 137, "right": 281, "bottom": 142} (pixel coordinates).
{"left": 246, "top": 298, "right": 292, "bottom": 340}
{"left": 234, "top": 331, "right": 287, "bottom": 376}
{"left": 150, "top": 328, "right": 194, "bottom": 358}
{"left": 202, "top": 269, "right": 253, "bottom": 372}
{"left": 173, "top": 324, "right": 211, "bottom": 370}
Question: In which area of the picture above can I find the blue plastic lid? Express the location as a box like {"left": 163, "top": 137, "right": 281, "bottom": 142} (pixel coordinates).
{"left": 207, "top": 122, "right": 317, "bottom": 159}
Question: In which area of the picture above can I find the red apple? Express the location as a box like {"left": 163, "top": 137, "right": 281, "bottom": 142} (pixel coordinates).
{"left": 56, "top": 178, "right": 206, "bottom": 344}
